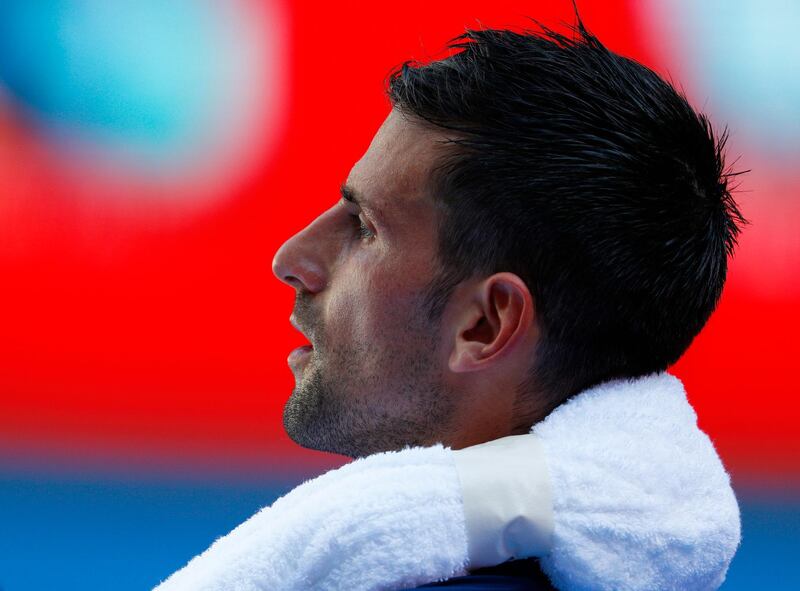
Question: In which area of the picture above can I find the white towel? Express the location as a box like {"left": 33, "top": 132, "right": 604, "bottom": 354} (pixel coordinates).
{"left": 153, "top": 371, "right": 741, "bottom": 591}
{"left": 533, "top": 371, "right": 741, "bottom": 591}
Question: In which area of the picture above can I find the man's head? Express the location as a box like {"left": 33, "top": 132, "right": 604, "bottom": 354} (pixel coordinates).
{"left": 272, "top": 18, "right": 747, "bottom": 459}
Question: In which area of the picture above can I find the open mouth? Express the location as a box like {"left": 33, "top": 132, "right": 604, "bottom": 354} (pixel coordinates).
{"left": 288, "top": 315, "right": 314, "bottom": 368}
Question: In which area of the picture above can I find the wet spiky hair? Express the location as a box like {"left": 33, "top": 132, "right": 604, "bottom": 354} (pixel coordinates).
{"left": 385, "top": 8, "right": 748, "bottom": 417}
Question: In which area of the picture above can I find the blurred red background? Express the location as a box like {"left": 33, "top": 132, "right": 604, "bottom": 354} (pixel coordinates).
{"left": 0, "top": 0, "right": 797, "bottom": 491}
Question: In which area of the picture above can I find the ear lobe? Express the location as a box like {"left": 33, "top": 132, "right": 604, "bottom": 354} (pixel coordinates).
{"left": 448, "top": 273, "right": 534, "bottom": 374}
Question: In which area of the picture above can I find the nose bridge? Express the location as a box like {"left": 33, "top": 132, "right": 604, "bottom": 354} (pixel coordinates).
{"left": 271, "top": 206, "right": 336, "bottom": 293}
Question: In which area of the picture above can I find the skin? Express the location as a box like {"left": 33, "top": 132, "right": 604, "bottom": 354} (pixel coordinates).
{"left": 271, "top": 108, "right": 541, "bottom": 459}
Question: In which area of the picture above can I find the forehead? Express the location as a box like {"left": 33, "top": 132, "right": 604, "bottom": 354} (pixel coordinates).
{"left": 347, "top": 109, "right": 453, "bottom": 217}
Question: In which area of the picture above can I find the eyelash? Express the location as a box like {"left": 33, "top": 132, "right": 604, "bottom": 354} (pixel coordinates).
{"left": 352, "top": 214, "right": 375, "bottom": 241}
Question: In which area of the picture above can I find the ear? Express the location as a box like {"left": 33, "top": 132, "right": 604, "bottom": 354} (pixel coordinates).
{"left": 448, "top": 272, "right": 535, "bottom": 373}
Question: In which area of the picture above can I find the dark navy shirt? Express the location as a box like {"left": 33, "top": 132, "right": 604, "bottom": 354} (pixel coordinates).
{"left": 403, "top": 557, "right": 557, "bottom": 590}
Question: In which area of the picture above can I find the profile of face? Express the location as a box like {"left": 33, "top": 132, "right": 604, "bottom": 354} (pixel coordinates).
{"left": 272, "top": 109, "right": 537, "bottom": 459}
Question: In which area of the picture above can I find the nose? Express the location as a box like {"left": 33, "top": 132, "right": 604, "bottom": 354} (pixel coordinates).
{"left": 271, "top": 215, "right": 329, "bottom": 294}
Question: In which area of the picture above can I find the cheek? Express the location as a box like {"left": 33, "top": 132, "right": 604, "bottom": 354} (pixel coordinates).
{"left": 325, "top": 270, "right": 410, "bottom": 347}
{"left": 326, "top": 243, "right": 436, "bottom": 344}
{"left": 324, "top": 271, "right": 373, "bottom": 343}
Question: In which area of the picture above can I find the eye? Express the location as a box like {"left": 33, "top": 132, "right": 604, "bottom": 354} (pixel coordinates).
{"left": 352, "top": 214, "right": 375, "bottom": 241}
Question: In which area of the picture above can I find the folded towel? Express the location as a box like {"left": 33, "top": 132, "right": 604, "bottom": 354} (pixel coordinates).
{"left": 533, "top": 371, "right": 741, "bottom": 591}
{"left": 153, "top": 371, "right": 740, "bottom": 591}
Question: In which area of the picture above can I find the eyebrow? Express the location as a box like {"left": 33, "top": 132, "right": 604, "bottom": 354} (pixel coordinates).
{"left": 340, "top": 182, "right": 384, "bottom": 223}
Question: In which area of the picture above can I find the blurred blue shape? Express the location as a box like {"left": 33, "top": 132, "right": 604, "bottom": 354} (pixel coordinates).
{"left": 0, "top": 0, "right": 235, "bottom": 171}
{"left": 676, "top": 0, "right": 800, "bottom": 157}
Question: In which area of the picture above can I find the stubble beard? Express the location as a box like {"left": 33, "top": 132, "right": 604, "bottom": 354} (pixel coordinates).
{"left": 282, "top": 315, "right": 457, "bottom": 459}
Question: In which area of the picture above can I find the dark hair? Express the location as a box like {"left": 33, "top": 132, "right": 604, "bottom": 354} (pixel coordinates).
{"left": 385, "top": 14, "right": 748, "bottom": 418}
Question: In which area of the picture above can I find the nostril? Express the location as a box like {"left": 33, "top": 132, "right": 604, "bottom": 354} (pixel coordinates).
{"left": 282, "top": 274, "right": 306, "bottom": 291}
{"left": 272, "top": 252, "right": 326, "bottom": 293}
{"left": 271, "top": 244, "right": 302, "bottom": 287}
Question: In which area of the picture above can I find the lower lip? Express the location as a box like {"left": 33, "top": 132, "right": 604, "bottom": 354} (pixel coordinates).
{"left": 288, "top": 345, "right": 313, "bottom": 368}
